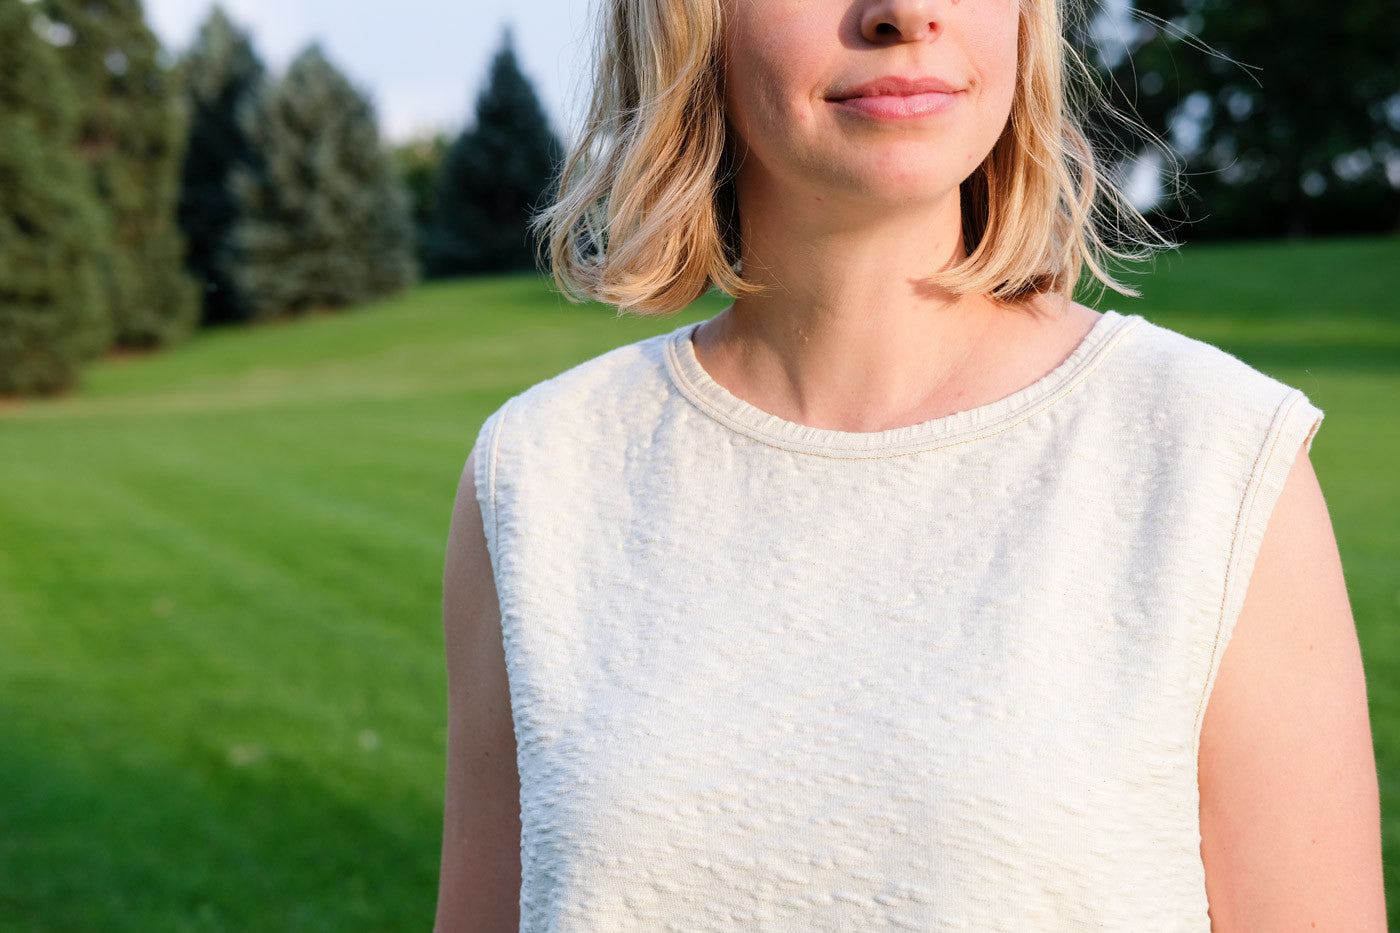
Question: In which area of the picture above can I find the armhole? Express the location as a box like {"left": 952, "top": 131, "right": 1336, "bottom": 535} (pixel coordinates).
{"left": 473, "top": 398, "right": 514, "bottom": 574}
{"left": 1193, "top": 389, "right": 1325, "bottom": 749}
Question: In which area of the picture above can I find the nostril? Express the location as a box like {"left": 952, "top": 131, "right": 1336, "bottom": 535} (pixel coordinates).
{"left": 869, "top": 20, "right": 938, "bottom": 41}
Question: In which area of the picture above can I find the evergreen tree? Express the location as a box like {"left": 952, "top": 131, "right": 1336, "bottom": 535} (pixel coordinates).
{"left": 0, "top": 0, "right": 110, "bottom": 394}
{"left": 426, "top": 33, "right": 561, "bottom": 276}
{"left": 176, "top": 5, "right": 265, "bottom": 324}
{"left": 392, "top": 132, "right": 448, "bottom": 270}
{"left": 230, "top": 44, "right": 416, "bottom": 319}
{"left": 41, "top": 0, "right": 199, "bottom": 347}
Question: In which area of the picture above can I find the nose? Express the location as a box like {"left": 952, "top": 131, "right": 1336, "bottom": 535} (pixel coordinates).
{"left": 860, "top": 0, "right": 942, "bottom": 42}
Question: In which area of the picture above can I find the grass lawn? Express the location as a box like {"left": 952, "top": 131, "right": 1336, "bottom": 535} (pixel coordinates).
{"left": 1, "top": 235, "right": 1396, "bottom": 929}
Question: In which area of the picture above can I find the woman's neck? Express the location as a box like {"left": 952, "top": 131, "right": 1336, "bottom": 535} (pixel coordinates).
{"left": 693, "top": 181, "right": 1090, "bottom": 432}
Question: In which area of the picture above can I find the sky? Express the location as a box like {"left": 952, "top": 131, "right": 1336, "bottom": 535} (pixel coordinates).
{"left": 144, "top": 0, "right": 595, "bottom": 143}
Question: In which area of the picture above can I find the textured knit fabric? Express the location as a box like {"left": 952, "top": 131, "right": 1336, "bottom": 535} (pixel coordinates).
{"left": 472, "top": 309, "right": 1323, "bottom": 931}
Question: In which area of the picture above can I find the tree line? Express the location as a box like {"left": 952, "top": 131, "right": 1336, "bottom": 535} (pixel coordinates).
{"left": 1, "top": 2, "right": 559, "bottom": 396}
{"left": 3, "top": 0, "right": 1394, "bottom": 396}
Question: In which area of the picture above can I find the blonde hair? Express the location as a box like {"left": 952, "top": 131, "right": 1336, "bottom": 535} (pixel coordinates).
{"left": 539, "top": 0, "right": 1171, "bottom": 314}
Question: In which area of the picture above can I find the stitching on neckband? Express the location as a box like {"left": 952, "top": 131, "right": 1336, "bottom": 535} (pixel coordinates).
{"left": 663, "top": 314, "right": 1141, "bottom": 460}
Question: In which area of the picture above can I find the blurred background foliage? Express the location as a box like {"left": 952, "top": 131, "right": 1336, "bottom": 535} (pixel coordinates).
{"left": 1087, "top": 0, "right": 1399, "bottom": 238}
{"left": 42, "top": 0, "right": 200, "bottom": 350}
{"left": 0, "top": 1, "right": 558, "bottom": 395}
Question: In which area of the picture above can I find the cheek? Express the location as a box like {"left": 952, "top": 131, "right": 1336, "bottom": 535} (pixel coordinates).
{"left": 966, "top": 6, "right": 1022, "bottom": 119}
{"left": 724, "top": 14, "right": 826, "bottom": 151}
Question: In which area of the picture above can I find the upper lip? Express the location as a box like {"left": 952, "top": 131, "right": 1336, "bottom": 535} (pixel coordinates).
{"left": 828, "top": 76, "right": 961, "bottom": 100}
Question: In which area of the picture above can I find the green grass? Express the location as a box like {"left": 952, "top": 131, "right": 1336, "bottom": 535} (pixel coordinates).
{"left": 1, "top": 235, "right": 1397, "bottom": 929}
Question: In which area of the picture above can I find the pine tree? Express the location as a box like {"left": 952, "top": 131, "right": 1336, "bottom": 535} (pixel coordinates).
{"left": 392, "top": 132, "right": 449, "bottom": 270}
{"left": 0, "top": 0, "right": 110, "bottom": 394}
{"left": 41, "top": 0, "right": 199, "bottom": 347}
{"left": 230, "top": 44, "right": 417, "bottom": 320}
{"left": 175, "top": 5, "right": 265, "bottom": 324}
{"left": 426, "top": 33, "right": 561, "bottom": 277}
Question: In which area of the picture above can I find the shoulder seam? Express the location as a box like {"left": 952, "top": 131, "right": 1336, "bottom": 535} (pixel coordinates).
{"left": 662, "top": 314, "right": 1143, "bottom": 460}
{"left": 1193, "top": 388, "right": 1308, "bottom": 743}
{"left": 483, "top": 396, "right": 515, "bottom": 555}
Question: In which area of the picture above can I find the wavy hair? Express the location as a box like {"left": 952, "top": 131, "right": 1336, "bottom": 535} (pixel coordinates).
{"left": 537, "top": 0, "right": 1172, "bottom": 313}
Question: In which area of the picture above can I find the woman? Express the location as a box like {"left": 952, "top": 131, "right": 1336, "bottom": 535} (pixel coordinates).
{"left": 435, "top": 0, "right": 1386, "bottom": 928}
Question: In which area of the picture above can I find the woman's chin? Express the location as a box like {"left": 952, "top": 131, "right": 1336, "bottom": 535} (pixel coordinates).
{"left": 806, "top": 146, "right": 983, "bottom": 205}
{"left": 813, "top": 171, "right": 967, "bottom": 214}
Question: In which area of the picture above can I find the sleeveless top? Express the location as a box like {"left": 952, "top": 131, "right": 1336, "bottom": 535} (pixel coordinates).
{"left": 471, "top": 310, "right": 1323, "bottom": 931}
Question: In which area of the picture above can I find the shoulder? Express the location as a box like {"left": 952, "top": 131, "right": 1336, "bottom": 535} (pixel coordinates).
{"left": 1197, "top": 439, "right": 1386, "bottom": 928}
{"left": 481, "top": 323, "right": 684, "bottom": 439}
{"left": 1092, "top": 314, "right": 1322, "bottom": 449}
{"left": 468, "top": 321, "right": 692, "bottom": 532}
{"left": 1109, "top": 314, "right": 1297, "bottom": 410}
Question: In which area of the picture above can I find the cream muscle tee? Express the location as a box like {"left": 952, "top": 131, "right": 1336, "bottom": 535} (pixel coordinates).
{"left": 471, "top": 310, "right": 1323, "bottom": 931}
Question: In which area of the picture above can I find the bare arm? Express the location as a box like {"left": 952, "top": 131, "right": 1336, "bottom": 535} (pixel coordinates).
{"left": 1199, "top": 450, "right": 1385, "bottom": 930}
{"left": 433, "top": 447, "right": 521, "bottom": 932}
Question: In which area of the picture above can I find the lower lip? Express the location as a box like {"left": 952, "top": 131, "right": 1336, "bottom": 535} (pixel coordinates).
{"left": 832, "top": 91, "right": 960, "bottom": 119}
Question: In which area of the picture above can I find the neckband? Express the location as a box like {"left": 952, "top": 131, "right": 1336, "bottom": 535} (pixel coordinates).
{"left": 663, "top": 309, "right": 1141, "bottom": 459}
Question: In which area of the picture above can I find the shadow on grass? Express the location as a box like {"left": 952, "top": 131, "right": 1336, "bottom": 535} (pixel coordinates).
{"left": 0, "top": 721, "right": 440, "bottom": 932}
